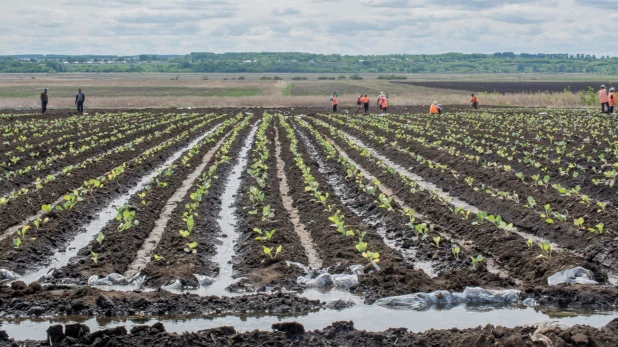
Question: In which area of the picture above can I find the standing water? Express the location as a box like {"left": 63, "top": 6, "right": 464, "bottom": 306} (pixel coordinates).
{"left": 200, "top": 123, "right": 259, "bottom": 295}
{"left": 19, "top": 124, "right": 223, "bottom": 284}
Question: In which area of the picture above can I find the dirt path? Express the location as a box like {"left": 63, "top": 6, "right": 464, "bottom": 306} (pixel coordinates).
{"left": 124, "top": 128, "right": 233, "bottom": 278}
{"left": 274, "top": 127, "right": 322, "bottom": 269}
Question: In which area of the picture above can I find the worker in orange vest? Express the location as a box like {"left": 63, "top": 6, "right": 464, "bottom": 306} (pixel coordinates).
{"left": 330, "top": 93, "right": 338, "bottom": 113}
{"left": 470, "top": 94, "right": 479, "bottom": 109}
{"left": 363, "top": 94, "right": 370, "bottom": 113}
{"left": 609, "top": 87, "right": 617, "bottom": 114}
{"left": 357, "top": 94, "right": 363, "bottom": 112}
{"left": 599, "top": 85, "right": 610, "bottom": 113}
{"left": 381, "top": 94, "right": 389, "bottom": 113}
{"left": 429, "top": 101, "right": 442, "bottom": 114}
{"left": 377, "top": 93, "right": 384, "bottom": 111}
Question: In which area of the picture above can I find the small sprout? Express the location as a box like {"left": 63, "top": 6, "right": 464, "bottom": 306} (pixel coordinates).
{"left": 538, "top": 240, "right": 552, "bottom": 258}
{"left": 362, "top": 251, "right": 380, "bottom": 264}
{"left": 153, "top": 254, "right": 165, "bottom": 262}
{"left": 574, "top": 217, "right": 585, "bottom": 230}
{"left": 184, "top": 242, "right": 198, "bottom": 254}
{"left": 179, "top": 230, "right": 190, "bottom": 238}
{"left": 13, "top": 238, "right": 22, "bottom": 248}
{"left": 451, "top": 245, "right": 461, "bottom": 260}
{"left": 433, "top": 236, "right": 441, "bottom": 248}
{"left": 90, "top": 251, "right": 99, "bottom": 264}
{"left": 254, "top": 228, "right": 276, "bottom": 241}
{"left": 470, "top": 255, "right": 485, "bottom": 270}
{"left": 588, "top": 223, "right": 604, "bottom": 234}
{"left": 263, "top": 245, "right": 282, "bottom": 259}
{"left": 96, "top": 232, "right": 105, "bottom": 245}
{"left": 526, "top": 239, "right": 534, "bottom": 250}
{"left": 41, "top": 204, "right": 52, "bottom": 213}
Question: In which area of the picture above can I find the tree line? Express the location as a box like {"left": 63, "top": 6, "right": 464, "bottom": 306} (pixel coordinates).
{"left": 2, "top": 52, "right": 618, "bottom": 74}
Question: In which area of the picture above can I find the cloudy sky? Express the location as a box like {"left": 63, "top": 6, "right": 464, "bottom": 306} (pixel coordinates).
{"left": 0, "top": 0, "right": 612, "bottom": 56}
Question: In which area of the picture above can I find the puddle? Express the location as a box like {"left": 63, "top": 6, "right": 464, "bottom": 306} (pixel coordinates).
{"left": 274, "top": 127, "right": 323, "bottom": 269}
{"left": 124, "top": 130, "right": 234, "bottom": 278}
{"left": 196, "top": 122, "right": 259, "bottom": 296}
{"left": 18, "top": 124, "right": 224, "bottom": 284}
{"left": 1, "top": 302, "right": 616, "bottom": 341}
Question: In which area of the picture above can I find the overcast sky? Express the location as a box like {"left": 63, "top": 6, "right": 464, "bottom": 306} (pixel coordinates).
{"left": 0, "top": 0, "right": 613, "bottom": 56}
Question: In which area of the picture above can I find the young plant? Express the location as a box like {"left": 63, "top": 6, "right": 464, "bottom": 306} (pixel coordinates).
{"left": 573, "top": 217, "right": 585, "bottom": 230}
{"left": 362, "top": 251, "right": 380, "bottom": 265}
{"left": 184, "top": 242, "right": 198, "bottom": 254}
{"left": 472, "top": 211, "right": 488, "bottom": 225}
{"left": 540, "top": 204, "right": 553, "bottom": 224}
{"left": 263, "top": 245, "right": 282, "bottom": 259}
{"left": 524, "top": 196, "right": 536, "bottom": 209}
{"left": 433, "top": 236, "right": 441, "bottom": 248}
{"left": 451, "top": 245, "right": 461, "bottom": 260}
{"left": 470, "top": 255, "right": 485, "bottom": 270}
{"left": 538, "top": 240, "right": 552, "bottom": 258}
{"left": 588, "top": 223, "right": 604, "bottom": 234}
{"left": 96, "top": 232, "right": 105, "bottom": 245}
{"left": 415, "top": 223, "right": 429, "bottom": 241}
{"left": 375, "top": 194, "right": 394, "bottom": 211}
{"left": 526, "top": 239, "right": 534, "bottom": 250}
{"left": 153, "top": 254, "right": 165, "bottom": 262}
{"left": 261, "top": 205, "right": 275, "bottom": 222}
{"left": 90, "top": 251, "right": 99, "bottom": 264}
{"left": 254, "top": 228, "right": 276, "bottom": 241}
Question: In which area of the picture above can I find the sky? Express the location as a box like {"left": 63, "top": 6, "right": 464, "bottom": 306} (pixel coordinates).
{"left": 0, "top": 0, "right": 614, "bottom": 56}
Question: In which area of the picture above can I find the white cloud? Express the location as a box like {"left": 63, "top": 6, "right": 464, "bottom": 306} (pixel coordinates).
{"left": 0, "top": 0, "right": 613, "bottom": 56}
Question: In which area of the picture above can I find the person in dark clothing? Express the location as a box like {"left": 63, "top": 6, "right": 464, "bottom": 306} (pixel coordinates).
{"left": 75, "top": 89, "right": 85, "bottom": 113}
{"left": 40, "top": 88, "right": 48, "bottom": 115}
{"left": 330, "top": 93, "right": 338, "bottom": 113}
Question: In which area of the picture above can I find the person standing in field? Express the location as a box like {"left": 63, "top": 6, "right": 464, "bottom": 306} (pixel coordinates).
{"left": 357, "top": 94, "right": 363, "bottom": 112}
{"left": 363, "top": 94, "right": 370, "bottom": 113}
{"left": 471, "top": 94, "right": 479, "bottom": 109}
{"left": 430, "top": 101, "right": 442, "bottom": 114}
{"left": 381, "top": 94, "right": 388, "bottom": 113}
{"left": 330, "top": 93, "right": 338, "bottom": 113}
{"left": 609, "top": 87, "right": 617, "bottom": 114}
{"left": 599, "top": 85, "right": 610, "bottom": 113}
{"left": 377, "top": 93, "right": 384, "bottom": 112}
{"left": 40, "top": 88, "right": 48, "bottom": 115}
{"left": 75, "top": 88, "right": 86, "bottom": 114}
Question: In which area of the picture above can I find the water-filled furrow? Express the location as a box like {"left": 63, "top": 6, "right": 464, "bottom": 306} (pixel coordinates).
{"left": 18, "top": 124, "right": 224, "bottom": 284}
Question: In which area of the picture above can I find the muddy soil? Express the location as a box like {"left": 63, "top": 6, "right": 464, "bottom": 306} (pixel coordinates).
{"left": 320, "top": 114, "right": 618, "bottom": 272}
{"left": 138, "top": 122, "right": 254, "bottom": 288}
{"left": 7, "top": 319, "right": 618, "bottom": 346}
{"left": 44, "top": 119, "right": 239, "bottom": 285}
{"left": 0, "top": 115, "right": 224, "bottom": 235}
{"left": 0, "top": 282, "right": 321, "bottom": 319}
{"left": 233, "top": 121, "right": 309, "bottom": 290}
{"left": 0, "top": 118, "right": 230, "bottom": 276}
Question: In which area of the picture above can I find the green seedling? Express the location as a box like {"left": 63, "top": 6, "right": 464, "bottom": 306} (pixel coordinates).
{"left": 574, "top": 217, "right": 585, "bottom": 230}
{"left": 526, "top": 239, "right": 534, "bottom": 250}
{"left": 538, "top": 240, "right": 552, "bottom": 258}
{"left": 254, "top": 228, "right": 276, "bottom": 241}
{"left": 90, "top": 251, "right": 99, "bottom": 264}
{"left": 41, "top": 204, "right": 52, "bottom": 213}
{"left": 470, "top": 255, "right": 485, "bottom": 270}
{"left": 597, "top": 202, "right": 607, "bottom": 213}
{"left": 465, "top": 177, "right": 474, "bottom": 186}
{"left": 13, "top": 238, "right": 22, "bottom": 248}
{"left": 184, "top": 242, "right": 198, "bottom": 254}
{"left": 433, "top": 236, "right": 441, "bottom": 248}
{"left": 588, "top": 223, "right": 604, "bottom": 234}
{"left": 540, "top": 204, "right": 553, "bottom": 224}
{"left": 261, "top": 205, "right": 275, "bottom": 222}
{"left": 515, "top": 172, "right": 525, "bottom": 182}
{"left": 375, "top": 194, "right": 393, "bottom": 211}
{"left": 153, "top": 254, "right": 165, "bottom": 262}
{"left": 263, "top": 245, "right": 282, "bottom": 259}
{"left": 362, "top": 251, "right": 380, "bottom": 264}
{"left": 179, "top": 230, "right": 190, "bottom": 238}
{"left": 524, "top": 196, "right": 536, "bottom": 209}
{"left": 415, "top": 223, "right": 429, "bottom": 240}
{"left": 96, "top": 232, "right": 105, "bottom": 245}
{"left": 472, "top": 211, "right": 488, "bottom": 225}
{"left": 451, "top": 245, "right": 461, "bottom": 260}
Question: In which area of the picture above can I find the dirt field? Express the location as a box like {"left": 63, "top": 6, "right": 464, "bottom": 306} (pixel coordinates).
{"left": 394, "top": 81, "right": 613, "bottom": 93}
{"left": 0, "top": 73, "right": 604, "bottom": 108}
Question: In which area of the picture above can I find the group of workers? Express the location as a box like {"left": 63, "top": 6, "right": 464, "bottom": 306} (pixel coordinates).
{"left": 331, "top": 92, "right": 479, "bottom": 114}
{"left": 599, "top": 85, "right": 617, "bottom": 114}
{"left": 39, "top": 88, "right": 86, "bottom": 115}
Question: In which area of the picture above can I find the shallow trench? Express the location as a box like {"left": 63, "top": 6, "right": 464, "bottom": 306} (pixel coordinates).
{"left": 17, "top": 123, "right": 224, "bottom": 284}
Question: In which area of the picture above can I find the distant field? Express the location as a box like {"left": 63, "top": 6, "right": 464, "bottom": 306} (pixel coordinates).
{"left": 0, "top": 86, "right": 261, "bottom": 98}
{"left": 393, "top": 81, "right": 611, "bottom": 94}
{"left": 0, "top": 72, "right": 608, "bottom": 108}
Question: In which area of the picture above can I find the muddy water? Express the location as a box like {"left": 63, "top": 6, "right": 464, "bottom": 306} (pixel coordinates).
{"left": 18, "top": 124, "right": 224, "bottom": 284}
{"left": 199, "top": 123, "right": 259, "bottom": 295}
{"left": 2, "top": 299, "right": 617, "bottom": 341}
{"left": 275, "top": 128, "right": 323, "bottom": 269}
{"left": 124, "top": 131, "right": 234, "bottom": 278}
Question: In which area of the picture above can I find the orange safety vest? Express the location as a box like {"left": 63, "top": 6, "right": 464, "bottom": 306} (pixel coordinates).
{"left": 332, "top": 97, "right": 338, "bottom": 106}
{"left": 472, "top": 96, "right": 479, "bottom": 103}
{"left": 378, "top": 96, "right": 383, "bottom": 105}
{"left": 363, "top": 97, "right": 369, "bottom": 103}
{"left": 599, "top": 90, "right": 609, "bottom": 103}
{"left": 381, "top": 97, "right": 388, "bottom": 108}
{"left": 430, "top": 105, "right": 440, "bottom": 114}
{"left": 610, "top": 93, "right": 617, "bottom": 107}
